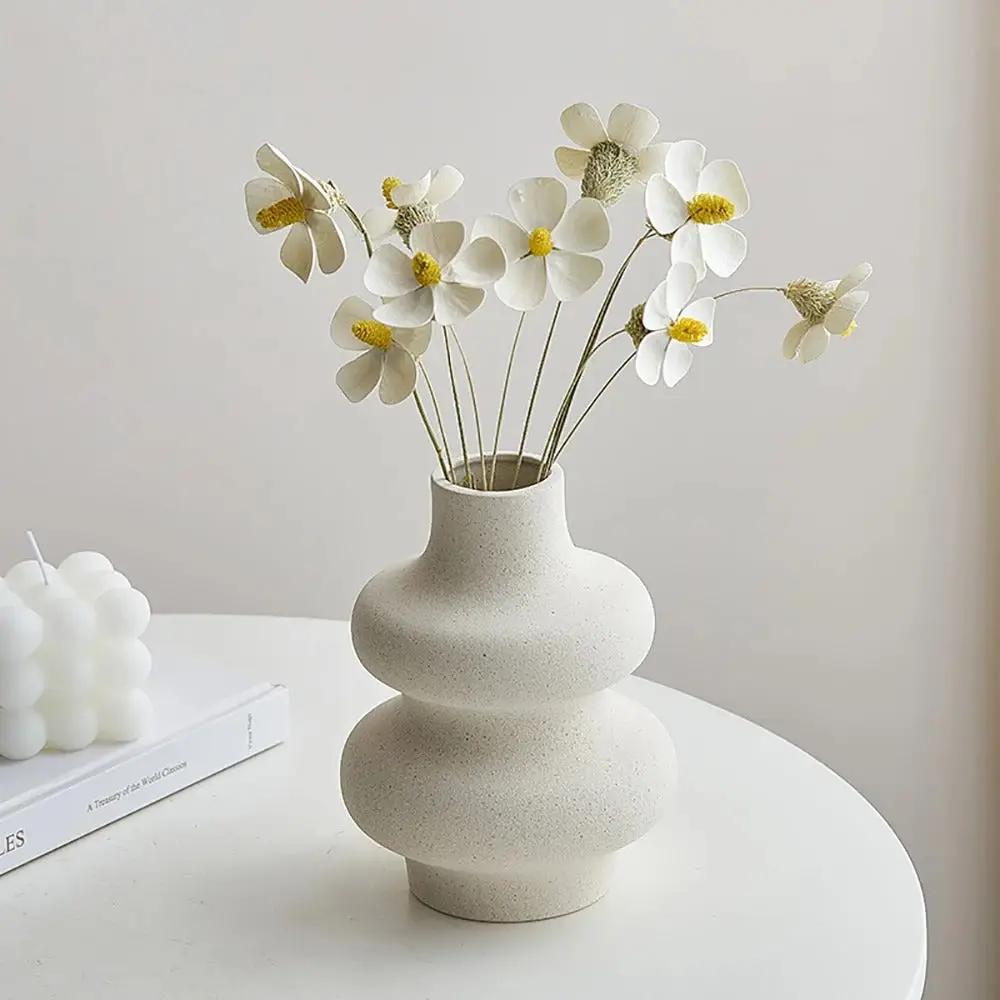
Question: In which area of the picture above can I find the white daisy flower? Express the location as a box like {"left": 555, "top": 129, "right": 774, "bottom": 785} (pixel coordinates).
{"left": 645, "top": 141, "right": 750, "bottom": 280}
{"left": 555, "top": 102, "right": 670, "bottom": 204}
{"left": 362, "top": 166, "right": 464, "bottom": 248}
{"left": 782, "top": 263, "right": 872, "bottom": 363}
{"left": 244, "top": 143, "right": 346, "bottom": 283}
{"left": 472, "top": 178, "right": 610, "bottom": 311}
{"left": 363, "top": 221, "right": 505, "bottom": 328}
{"left": 635, "top": 262, "right": 716, "bottom": 388}
{"left": 332, "top": 296, "right": 431, "bottom": 405}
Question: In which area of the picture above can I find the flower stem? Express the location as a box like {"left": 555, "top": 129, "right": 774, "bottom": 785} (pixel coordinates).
{"left": 551, "top": 351, "right": 637, "bottom": 465}
{"left": 450, "top": 328, "right": 486, "bottom": 490}
{"left": 542, "top": 232, "right": 653, "bottom": 478}
{"left": 513, "top": 302, "right": 561, "bottom": 488}
{"left": 490, "top": 311, "right": 527, "bottom": 488}
{"left": 443, "top": 327, "right": 473, "bottom": 488}
{"left": 419, "top": 361, "right": 454, "bottom": 481}
{"left": 714, "top": 285, "right": 783, "bottom": 300}
{"left": 341, "top": 203, "right": 373, "bottom": 257}
{"left": 413, "top": 390, "right": 449, "bottom": 480}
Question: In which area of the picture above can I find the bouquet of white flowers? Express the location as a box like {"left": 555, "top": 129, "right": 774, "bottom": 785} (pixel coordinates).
{"left": 244, "top": 101, "right": 870, "bottom": 490}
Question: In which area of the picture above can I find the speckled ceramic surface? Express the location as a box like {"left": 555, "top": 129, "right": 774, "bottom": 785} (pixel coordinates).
{"left": 340, "top": 455, "right": 677, "bottom": 922}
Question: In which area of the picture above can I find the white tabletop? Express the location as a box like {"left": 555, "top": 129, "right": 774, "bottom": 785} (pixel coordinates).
{"left": 4, "top": 615, "right": 926, "bottom": 999}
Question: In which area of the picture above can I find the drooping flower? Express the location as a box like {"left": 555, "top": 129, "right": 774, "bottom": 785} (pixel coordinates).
{"left": 332, "top": 296, "right": 431, "bottom": 405}
{"left": 472, "top": 178, "right": 610, "bottom": 311}
{"left": 645, "top": 141, "right": 750, "bottom": 279}
{"left": 782, "top": 263, "right": 872, "bottom": 363}
{"left": 555, "top": 103, "right": 670, "bottom": 205}
{"left": 362, "top": 166, "right": 464, "bottom": 248}
{"left": 364, "top": 221, "right": 505, "bottom": 327}
{"left": 244, "top": 143, "right": 346, "bottom": 283}
{"left": 635, "top": 262, "right": 716, "bottom": 388}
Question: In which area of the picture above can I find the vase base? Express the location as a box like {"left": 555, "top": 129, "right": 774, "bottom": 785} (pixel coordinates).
{"left": 405, "top": 857, "right": 613, "bottom": 922}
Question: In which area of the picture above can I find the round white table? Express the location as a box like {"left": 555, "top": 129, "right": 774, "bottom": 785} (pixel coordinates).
{"left": 4, "top": 615, "right": 926, "bottom": 999}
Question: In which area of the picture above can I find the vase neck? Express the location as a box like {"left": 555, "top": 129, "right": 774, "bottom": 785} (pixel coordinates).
{"left": 422, "top": 460, "right": 573, "bottom": 577}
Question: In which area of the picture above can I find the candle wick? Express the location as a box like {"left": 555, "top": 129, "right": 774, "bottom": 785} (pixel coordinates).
{"left": 25, "top": 530, "right": 49, "bottom": 586}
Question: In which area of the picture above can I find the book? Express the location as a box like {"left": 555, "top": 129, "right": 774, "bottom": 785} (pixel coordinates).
{"left": 0, "top": 649, "right": 289, "bottom": 875}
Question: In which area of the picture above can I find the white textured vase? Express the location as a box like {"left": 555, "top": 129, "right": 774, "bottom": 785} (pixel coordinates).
{"left": 340, "top": 455, "right": 676, "bottom": 922}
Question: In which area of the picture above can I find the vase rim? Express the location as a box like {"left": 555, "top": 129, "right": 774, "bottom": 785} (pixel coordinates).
{"left": 431, "top": 453, "right": 562, "bottom": 497}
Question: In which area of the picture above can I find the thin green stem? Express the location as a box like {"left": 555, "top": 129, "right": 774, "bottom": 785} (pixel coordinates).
{"left": 542, "top": 232, "right": 653, "bottom": 477}
{"left": 450, "top": 328, "right": 486, "bottom": 490}
{"left": 588, "top": 328, "right": 626, "bottom": 358}
{"left": 419, "top": 361, "right": 453, "bottom": 482}
{"left": 513, "top": 302, "right": 561, "bottom": 488}
{"left": 413, "top": 390, "right": 449, "bottom": 479}
{"left": 443, "top": 327, "right": 473, "bottom": 488}
{"left": 339, "top": 198, "right": 373, "bottom": 257}
{"left": 714, "top": 285, "right": 784, "bottom": 300}
{"left": 552, "top": 351, "right": 637, "bottom": 464}
{"left": 489, "top": 311, "right": 527, "bottom": 489}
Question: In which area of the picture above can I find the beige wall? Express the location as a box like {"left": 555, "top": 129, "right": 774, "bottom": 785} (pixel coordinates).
{"left": 1, "top": 1, "right": 996, "bottom": 995}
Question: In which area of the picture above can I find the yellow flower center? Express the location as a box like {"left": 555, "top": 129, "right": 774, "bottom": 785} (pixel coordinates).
{"left": 255, "top": 196, "right": 306, "bottom": 231}
{"left": 840, "top": 319, "right": 858, "bottom": 338}
{"left": 669, "top": 317, "right": 709, "bottom": 344}
{"left": 382, "top": 176, "right": 402, "bottom": 209}
{"left": 687, "top": 193, "right": 736, "bottom": 225}
{"left": 411, "top": 251, "right": 441, "bottom": 286}
{"left": 351, "top": 319, "right": 393, "bottom": 351}
{"left": 528, "top": 227, "right": 554, "bottom": 256}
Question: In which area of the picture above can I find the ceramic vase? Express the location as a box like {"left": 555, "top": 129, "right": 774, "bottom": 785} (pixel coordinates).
{"left": 340, "top": 455, "right": 676, "bottom": 922}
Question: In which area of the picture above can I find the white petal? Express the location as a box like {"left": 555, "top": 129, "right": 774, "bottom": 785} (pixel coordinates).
{"left": 446, "top": 237, "right": 506, "bottom": 287}
{"left": 336, "top": 349, "right": 382, "bottom": 402}
{"left": 554, "top": 146, "right": 590, "bottom": 180}
{"left": 663, "top": 340, "right": 694, "bottom": 387}
{"left": 255, "top": 143, "right": 301, "bottom": 197}
{"left": 546, "top": 250, "right": 603, "bottom": 302}
{"left": 306, "top": 211, "right": 346, "bottom": 274}
{"left": 374, "top": 287, "right": 434, "bottom": 327}
{"left": 495, "top": 255, "right": 548, "bottom": 311}
{"left": 560, "top": 103, "right": 607, "bottom": 149}
{"left": 665, "top": 261, "right": 699, "bottom": 320}
{"left": 471, "top": 214, "right": 529, "bottom": 263}
{"left": 551, "top": 198, "right": 610, "bottom": 253}
{"left": 606, "top": 103, "right": 659, "bottom": 153}
{"left": 664, "top": 140, "right": 706, "bottom": 201}
{"left": 432, "top": 282, "right": 486, "bottom": 325}
{"left": 670, "top": 220, "right": 706, "bottom": 280}
{"left": 636, "top": 333, "right": 669, "bottom": 385}
{"left": 298, "top": 170, "right": 332, "bottom": 211}
{"left": 409, "top": 221, "right": 465, "bottom": 269}
{"left": 637, "top": 142, "right": 671, "bottom": 182}
{"left": 509, "top": 177, "right": 567, "bottom": 233}
{"left": 365, "top": 244, "right": 419, "bottom": 297}
{"left": 697, "top": 160, "right": 749, "bottom": 219}
{"left": 331, "top": 295, "right": 375, "bottom": 351}
{"left": 825, "top": 290, "right": 869, "bottom": 335}
{"left": 645, "top": 174, "right": 689, "bottom": 235}
{"left": 361, "top": 204, "right": 397, "bottom": 242}
{"left": 391, "top": 171, "right": 432, "bottom": 208}
{"left": 700, "top": 223, "right": 747, "bottom": 278}
{"left": 379, "top": 345, "right": 417, "bottom": 405}
{"left": 835, "top": 262, "right": 873, "bottom": 297}
{"left": 642, "top": 279, "right": 671, "bottom": 332}
{"left": 679, "top": 296, "right": 716, "bottom": 347}
{"left": 799, "top": 324, "right": 830, "bottom": 363}
{"left": 245, "top": 177, "right": 295, "bottom": 234}
{"left": 783, "top": 320, "right": 810, "bottom": 359}
{"left": 279, "top": 222, "right": 313, "bottom": 282}
{"left": 426, "top": 165, "right": 463, "bottom": 206}
{"left": 393, "top": 325, "right": 432, "bottom": 356}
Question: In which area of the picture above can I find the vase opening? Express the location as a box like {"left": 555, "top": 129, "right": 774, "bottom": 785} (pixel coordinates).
{"left": 443, "top": 453, "right": 548, "bottom": 493}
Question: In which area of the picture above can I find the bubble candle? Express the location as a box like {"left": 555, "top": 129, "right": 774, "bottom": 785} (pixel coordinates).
{"left": 0, "top": 535, "right": 153, "bottom": 760}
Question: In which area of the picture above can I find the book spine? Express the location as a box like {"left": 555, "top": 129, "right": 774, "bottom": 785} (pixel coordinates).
{"left": 0, "top": 685, "right": 289, "bottom": 876}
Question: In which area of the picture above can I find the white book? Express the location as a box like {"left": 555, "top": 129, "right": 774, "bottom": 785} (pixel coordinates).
{"left": 0, "top": 651, "right": 289, "bottom": 876}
